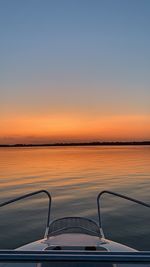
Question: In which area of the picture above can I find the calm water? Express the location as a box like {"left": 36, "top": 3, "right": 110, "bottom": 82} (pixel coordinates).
{"left": 0, "top": 146, "right": 150, "bottom": 250}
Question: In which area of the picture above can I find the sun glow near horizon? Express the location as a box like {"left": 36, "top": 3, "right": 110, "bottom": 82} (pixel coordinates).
{"left": 1, "top": 113, "right": 150, "bottom": 144}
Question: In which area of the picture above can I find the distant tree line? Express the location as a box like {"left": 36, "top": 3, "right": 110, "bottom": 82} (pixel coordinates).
{"left": 0, "top": 141, "right": 150, "bottom": 147}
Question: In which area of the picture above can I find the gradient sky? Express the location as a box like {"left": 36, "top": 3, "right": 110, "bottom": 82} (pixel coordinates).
{"left": 0, "top": 0, "right": 150, "bottom": 144}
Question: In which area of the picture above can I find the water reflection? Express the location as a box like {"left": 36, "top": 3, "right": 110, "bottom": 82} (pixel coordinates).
{"left": 0, "top": 146, "right": 149, "bottom": 250}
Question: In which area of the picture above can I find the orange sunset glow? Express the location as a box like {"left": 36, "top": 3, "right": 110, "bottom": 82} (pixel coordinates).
{"left": 1, "top": 113, "right": 150, "bottom": 144}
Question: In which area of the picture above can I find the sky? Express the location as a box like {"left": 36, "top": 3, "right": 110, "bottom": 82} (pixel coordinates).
{"left": 0, "top": 0, "right": 150, "bottom": 144}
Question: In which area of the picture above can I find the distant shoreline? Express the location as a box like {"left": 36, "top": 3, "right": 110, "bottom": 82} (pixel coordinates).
{"left": 0, "top": 141, "right": 150, "bottom": 147}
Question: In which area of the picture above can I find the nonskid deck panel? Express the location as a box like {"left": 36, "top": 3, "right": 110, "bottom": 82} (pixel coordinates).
{"left": 48, "top": 217, "right": 101, "bottom": 237}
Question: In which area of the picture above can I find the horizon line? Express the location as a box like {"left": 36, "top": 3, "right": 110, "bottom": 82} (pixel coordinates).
{"left": 0, "top": 140, "right": 150, "bottom": 147}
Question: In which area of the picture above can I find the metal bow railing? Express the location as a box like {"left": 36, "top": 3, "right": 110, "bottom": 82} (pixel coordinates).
{"left": 0, "top": 190, "right": 51, "bottom": 238}
{"left": 97, "top": 190, "right": 150, "bottom": 238}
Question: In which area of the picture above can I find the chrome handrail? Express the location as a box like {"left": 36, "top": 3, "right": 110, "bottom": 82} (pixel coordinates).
{"left": 0, "top": 190, "right": 51, "bottom": 238}
{"left": 97, "top": 190, "right": 150, "bottom": 238}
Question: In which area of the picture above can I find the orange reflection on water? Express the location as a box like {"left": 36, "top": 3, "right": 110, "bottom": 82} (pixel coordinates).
{"left": 0, "top": 146, "right": 150, "bottom": 196}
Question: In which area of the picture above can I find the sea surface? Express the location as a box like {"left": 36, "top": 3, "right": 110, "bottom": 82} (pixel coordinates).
{"left": 0, "top": 146, "right": 150, "bottom": 250}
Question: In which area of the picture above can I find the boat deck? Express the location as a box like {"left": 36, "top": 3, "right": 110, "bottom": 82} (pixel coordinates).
{"left": 48, "top": 217, "right": 101, "bottom": 237}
